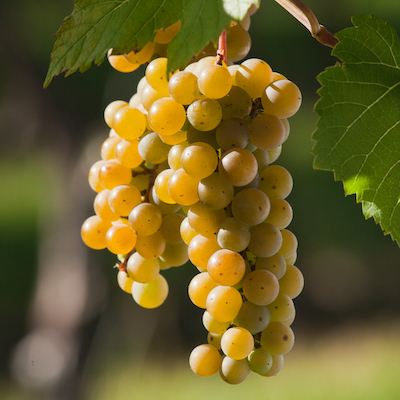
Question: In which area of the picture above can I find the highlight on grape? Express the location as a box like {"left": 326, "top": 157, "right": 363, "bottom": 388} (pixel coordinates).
{"left": 81, "top": 6, "right": 303, "bottom": 384}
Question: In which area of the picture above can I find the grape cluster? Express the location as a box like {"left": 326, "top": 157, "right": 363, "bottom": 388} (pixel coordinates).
{"left": 81, "top": 9, "right": 304, "bottom": 384}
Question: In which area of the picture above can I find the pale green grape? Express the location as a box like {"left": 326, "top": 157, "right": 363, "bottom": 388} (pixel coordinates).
{"left": 235, "top": 58, "right": 273, "bottom": 99}
{"left": 108, "top": 50, "right": 140, "bottom": 73}
{"left": 221, "top": 327, "right": 254, "bottom": 360}
{"left": 99, "top": 159, "right": 133, "bottom": 190}
{"left": 217, "top": 85, "right": 252, "bottom": 120}
{"left": 192, "top": 56, "right": 217, "bottom": 77}
{"left": 140, "top": 83, "right": 168, "bottom": 111}
{"left": 260, "top": 321, "right": 294, "bottom": 355}
{"left": 154, "top": 168, "right": 176, "bottom": 204}
{"left": 138, "top": 131, "right": 171, "bottom": 164}
{"left": 261, "top": 79, "right": 302, "bottom": 118}
{"left": 278, "top": 229, "right": 298, "bottom": 259}
{"left": 188, "top": 271, "right": 218, "bottom": 309}
{"left": 284, "top": 307, "right": 296, "bottom": 326}
{"left": 198, "top": 172, "right": 234, "bottom": 210}
{"left": 279, "top": 264, "right": 304, "bottom": 299}
{"left": 81, "top": 215, "right": 112, "bottom": 250}
{"left": 104, "top": 100, "right": 128, "bottom": 128}
{"left": 202, "top": 311, "right": 231, "bottom": 334}
{"left": 154, "top": 21, "right": 180, "bottom": 44}
{"left": 135, "top": 231, "right": 166, "bottom": 259}
{"left": 150, "top": 186, "right": 181, "bottom": 214}
{"left": 127, "top": 252, "right": 160, "bottom": 283}
{"left": 168, "top": 70, "right": 199, "bottom": 105}
{"left": 132, "top": 273, "right": 169, "bottom": 308}
{"left": 231, "top": 188, "right": 270, "bottom": 226}
{"left": 93, "top": 189, "right": 120, "bottom": 221}
{"left": 248, "top": 348, "right": 273, "bottom": 374}
{"left": 101, "top": 135, "right": 122, "bottom": 161}
{"left": 242, "top": 269, "right": 279, "bottom": 306}
{"left": 219, "top": 357, "right": 251, "bottom": 384}
{"left": 267, "top": 145, "right": 282, "bottom": 164}
{"left": 181, "top": 142, "right": 218, "bottom": 180}
{"left": 128, "top": 203, "right": 162, "bottom": 236}
{"left": 234, "top": 300, "right": 270, "bottom": 334}
{"left": 160, "top": 241, "right": 189, "bottom": 266}
{"left": 206, "top": 285, "right": 242, "bottom": 322}
{"left": 105, "top": 224, "right": 137, "bottom": 255}
{"left": 219, "top": 148, "right": 258, "bottom": 187}
{"left": 260, "top": 354, "right": 284, "bottom": 376}
{"left": 114, "top": 138, "right": 143, "bottom": 169}
{"left": 117, "top": 270, "right": 134, "bottom": 294}
{"left": 207, "top": 332, "right": 223, "bottom": 349}
{"left": 124, "top": 42, "right": 154, "bottom": 64}
{"left": 258, "top": 165, "right": 293, "bottom": 199}
{"left": 187, "top": 99, "right": 222, "bottom": 131}
{"left": 207, "top": 249, "right": 245, "bottom": 287}
{"left": 250, "top": 114, "right": 286, "bottom": 150}
{"left": 108, "top": 184, "right": 142, "bottom": 217}
{"left": 167, "top": 168, "right": 200, "bottom": 206}
{"left": 148, "top": 97, "right": 186, "bottom": 136}
{"left": 186, "top": 125, "right": 219, "bottom": 150}
{"left": 264, "top": 198, "right": 293, "bottom": 229}
{"left": 197, "top": 64, "right": 232, "bottom": 99}
{"left": 180, "top": 217, "right": 198, "bottom": 245}
{"left": 112, "top": 106, "right": 147, "bottom": 140}
{"left": 255, "top": 254, "right": 287, "bottom": 280}
{"left": 253, "top": 148, "right": 270, "bottom": 172}
{"left": 168, "top": 141, "right": 189, "bottom": 170}
{"left": 248, "top": 223, "right": 282, "bottom": 258}
{"left": 159, "top": 130, "right": 187, "bottom": 145}
{"left": 226, "top": 24, "right": 251, "bottom": 63}
{"left": 188, "top": 234, "right": 221, "bottom": 271}
{"left": 145, "top": 57, "right": 169, "bottom": 92}
{"left": 187, "top": 202, "right": 226, "bottom": 237}
{"left": 216, "top": 217, "right": 250, "bottom": 252}
{"left": 216, "top": 118, "right": 250, "bottom": 150}
{"left": 159, "top": 213, "right": 184, "bottom": 243}
{"left": 189, "top": 344, "right": 222, "bottom": 377}
{"left": 267, "top": 293, "right": 295, "bottom": 323}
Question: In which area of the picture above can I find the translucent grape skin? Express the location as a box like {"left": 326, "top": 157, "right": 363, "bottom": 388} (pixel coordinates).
{"left": 189, "top": 344, "right": 222, "bottom": 377}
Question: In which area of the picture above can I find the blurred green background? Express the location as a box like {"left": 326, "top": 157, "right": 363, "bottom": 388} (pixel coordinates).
{"left": 1, "top": 1, "right": 400, "bottom": 399}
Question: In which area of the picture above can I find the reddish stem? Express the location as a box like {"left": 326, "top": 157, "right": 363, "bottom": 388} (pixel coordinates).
{"left": 216, "top": 29, "right": 227, "bottom": 65}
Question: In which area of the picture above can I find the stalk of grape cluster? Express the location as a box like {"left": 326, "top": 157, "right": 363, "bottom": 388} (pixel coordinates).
{"left": 81, "top": 6, "right": 304, "bottom": 383}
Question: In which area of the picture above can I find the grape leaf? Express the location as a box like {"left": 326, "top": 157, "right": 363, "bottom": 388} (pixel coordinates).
{"left": 44, "top": 0, "right": 258, "bottom": 87}
{"left": 313, "top": 15, "right": 400, "bottom": 245}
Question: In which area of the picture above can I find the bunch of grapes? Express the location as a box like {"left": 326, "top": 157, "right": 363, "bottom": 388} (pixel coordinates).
{"left": 81, "top": 9, "right": 304, "bottom": 384}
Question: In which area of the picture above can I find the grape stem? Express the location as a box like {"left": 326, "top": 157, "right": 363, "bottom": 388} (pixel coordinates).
{"left": 116, "top": 249, "right": 135, "bottom": 272}
{"left": 216, "top": 29, "right": 227, "bottom": 65}
{"left": 274, "top": 0, "right": 338, "bottom": 48}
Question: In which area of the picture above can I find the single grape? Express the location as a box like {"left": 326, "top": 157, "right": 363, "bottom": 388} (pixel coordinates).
{"left": 187, "top": 98, "right": 222, "bottom": 131}
{"left": 219, "top": 357, "right": 251, "bottom": 384}
{"left": 189, "top": 344, "right": 222, "bottom": 377}
{"left": 207, "top": 249, "right": 246, "bottom": 287}
{"left": 261, "top": 79, "right": 302, "bottom": 118}
{"left": 260, "top": 321, "right": 295, "bottom": 355}
{"left": 242, "top": 269, "right": 279, "bottom": 306}
{"left": 221, "top": 327, "right": 254, "bottom": 360}
{"left": 81, "top": 215, "right": 112, "bottom": 250}
{"left": 132, "top": 273, "right": 169, "bottom": 308}
{"left": 127, "top": 252, "right": 160, "bottom": 283}
{"left": 219, "top": 148, "right": 258, "bottom": 187}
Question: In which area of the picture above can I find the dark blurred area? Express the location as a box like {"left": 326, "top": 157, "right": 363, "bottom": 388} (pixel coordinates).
{"left": 1, "top": 1, "right": 400, "bottom": 399}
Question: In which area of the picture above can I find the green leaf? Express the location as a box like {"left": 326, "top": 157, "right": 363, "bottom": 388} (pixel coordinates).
{"left": 44, "top": 0, "right": 258, "bottom": 87}
{"left": 313, "top": 15, "right": 400, "bottom": 245}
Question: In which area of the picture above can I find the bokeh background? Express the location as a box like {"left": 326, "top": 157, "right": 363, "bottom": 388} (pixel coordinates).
{"left": 1, "top": 1, "right": 400, "bottom": 399}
